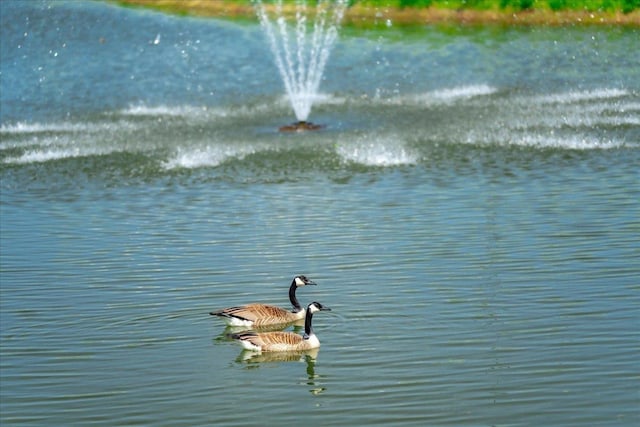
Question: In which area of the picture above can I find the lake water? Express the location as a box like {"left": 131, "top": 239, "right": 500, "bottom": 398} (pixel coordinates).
{"left": 1, "top": 1, "right": 639, "bottom": 426}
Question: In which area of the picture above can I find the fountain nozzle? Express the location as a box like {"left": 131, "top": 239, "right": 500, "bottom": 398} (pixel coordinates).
{"left": 279, "top": 121, "right": 324, "bottom": 132}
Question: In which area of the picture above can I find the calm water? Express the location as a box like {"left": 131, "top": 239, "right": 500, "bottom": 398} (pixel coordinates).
{"left": 1, "top": 1, "right": 639, "bottom": 426}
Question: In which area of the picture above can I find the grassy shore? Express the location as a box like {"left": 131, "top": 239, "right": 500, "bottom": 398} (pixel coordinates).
{"left": 115, "top": 0, "right": 640, "bottom": 26}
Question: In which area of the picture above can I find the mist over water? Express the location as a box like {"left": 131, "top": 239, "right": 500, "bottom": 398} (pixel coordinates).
{"left": 1, "top": 1, "right": 639, "bottom": 426}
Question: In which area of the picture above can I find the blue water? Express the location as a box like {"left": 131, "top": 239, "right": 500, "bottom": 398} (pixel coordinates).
{"left": 1, "top": 1, "right": 639, "bottom": 426}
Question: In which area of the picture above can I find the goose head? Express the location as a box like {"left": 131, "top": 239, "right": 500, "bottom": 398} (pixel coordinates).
{"left": 308, "top": 301, "right": 331, "bottom": 313}
{"left": 293, "top": 275, "right": 317, "bottom": 287}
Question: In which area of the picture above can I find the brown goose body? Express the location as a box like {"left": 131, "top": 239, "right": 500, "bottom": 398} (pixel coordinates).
{"left": 210, "top": 275, "right": 316, "bottom": 327}
{"left": 213, "top": 303, "right": 304, "bottom": 327}
{"left": 230, "top": 302, "right": 331, "bottom": 352}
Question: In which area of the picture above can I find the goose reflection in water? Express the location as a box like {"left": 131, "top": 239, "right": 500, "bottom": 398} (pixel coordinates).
{"left": 215, "top": 319, "right": 305, "bottom": 339}
{"left": 235, "top": 348, "right": 325, "bottom": 395}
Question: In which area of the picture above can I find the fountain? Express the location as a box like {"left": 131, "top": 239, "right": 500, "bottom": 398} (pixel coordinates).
{"left": 253, "top": 0, "right": 347, "bottom": 132}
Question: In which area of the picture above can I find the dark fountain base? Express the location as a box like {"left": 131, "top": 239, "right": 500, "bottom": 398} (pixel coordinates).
{"left": 279, "top": 121, "right": 324, "bottom": 132}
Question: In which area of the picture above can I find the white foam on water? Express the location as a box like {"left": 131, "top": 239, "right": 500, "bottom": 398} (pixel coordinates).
{"left": 0, "top": 121, "right": 144, "bottom": 163}
{"left": 120, "top": 104, "right": 217, "bottom": 118}
{"left": 464, "top": 129, "right": 628, "bottom": 150}
{"left": 0, "top": 120, "right": 137, "bottom": 135}
{"left": 1, "top": 123, "right": 130, "bottom": 163}
{"left": 1, "top": 121, "right": 72, "bottom": 134}
{"left": 166, "top": 94, "right": 346, "bottom": 118}
{"left": 336, "top": 135, "right": 417, "bottom": 166}
{"left": 3, "top": 145, "right": 116, "bottom": 164}
{"left": 162, "top": 144, "right": 256, "bottom": 170}
{"left": 475, "top": 89, "right": 638, "bottom": 148}
{"left": 509, "top": 111, "right": 640, "bottom": 129}
{"left": 281, "top": 92, "right": 346, "bottom": 107}
{"left": 228, "top": 102, "right": 289, "bottom": 117}
{"left": 577, "top": 100, "right": 640, "bottom": 114}
{"left": 619, "top": 101, "right": 640, "bottom": 112}
{"left": 120, "top": 101, "right": 302, "bottom": 121}
{"left": 428, "top": 84, "right": 498, "bottom": 102}
{"left": 512, "top": 134, "right": 627, "bottom": 150}
{"left": 385, "top": 84, "right": 498, "bottom": 106}
{"left": 530, "top": 88, "right": 629, "bottom": 105}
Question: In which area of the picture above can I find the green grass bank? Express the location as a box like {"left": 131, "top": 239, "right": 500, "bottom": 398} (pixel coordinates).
{"left": 115, "top": 0, "right": 640, "bottom": 26}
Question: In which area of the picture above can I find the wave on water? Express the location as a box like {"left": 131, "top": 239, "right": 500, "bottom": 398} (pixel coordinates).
{"left": 509, "top": 110, "right": 640, "bottom": 129}
{"left": 161, "top": 134, "right": 418, "bottom": 170}
{"left": 530, "top": 88, "right": 629, "bottom": 105}
{"left": 0, "top": 117, "right": 143, "bottom": 163}
{"left": 1, "top": 87, "right": 636, "bottom": 168}
{"left": 118, "top": 94, "right": 346, "bottom": 121}
{"left": 464, "top": 129, "right": 628, "bottom": 150}
{"left": 4, "top": 145, "right": 119, "bottom": 164}
{"left": 384, "top": 84, "right": 498, "bottom": 106}
{"left": 517, "top": 88, "right": 636, "bottom": 149}
{"left": 420, "top": 84, "right": 498, "bottom": 103}
{"left": 513, "top": 134, "right": 626, "bottom": 150}
{"left": 336, "top": 134, "right": 417, "bottom": 167}
{"left": 119, "top": 104, "right": 214, "bottom": 118}
{"left": 0, "top": 120, "right": 139, "bottom": 137}
{"left": 162, "top": 144, "right": 258, "bottom": 170}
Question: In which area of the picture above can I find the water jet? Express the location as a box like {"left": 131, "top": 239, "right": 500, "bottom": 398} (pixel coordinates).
{"left": 253, "top": 0, "right": 347, "bottom": 131}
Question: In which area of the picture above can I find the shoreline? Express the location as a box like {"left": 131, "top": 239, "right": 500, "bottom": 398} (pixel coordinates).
{"left": 114, "top": 0, "right": 640, "bottom": 27}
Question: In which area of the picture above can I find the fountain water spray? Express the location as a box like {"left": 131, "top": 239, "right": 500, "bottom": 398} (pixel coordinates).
{"left": 253, "top": 0, "right": 347, "bottom": 131}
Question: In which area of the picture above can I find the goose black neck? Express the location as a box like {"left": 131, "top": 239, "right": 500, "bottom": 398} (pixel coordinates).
{"left": 289, "top": 280, "right": 302, "bottom": 312}
{"left": 304, "top": 308, "right": 315, "bottom": 336}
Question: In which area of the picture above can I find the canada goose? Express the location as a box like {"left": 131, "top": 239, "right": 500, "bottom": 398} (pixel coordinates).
{"left": 210, "top": 275, "right": 317, "bottom": 327}
{"left": 229, "top": 302, "right": 331, "bottom": 352}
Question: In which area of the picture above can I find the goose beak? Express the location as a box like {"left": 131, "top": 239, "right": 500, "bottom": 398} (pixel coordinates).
{"left": 322, "top": 306, "right": 331, "bottom": 311}
{"left": 303, "top": 278, "right": 317, "bottom": 286}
